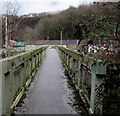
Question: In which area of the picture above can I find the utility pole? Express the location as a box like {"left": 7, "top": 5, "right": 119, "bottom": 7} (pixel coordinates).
{"left": 5, "top": 15, "right": 8, "bottom": 48}
{"left": 60, "top": 30, "right": 62, "bottom": 45}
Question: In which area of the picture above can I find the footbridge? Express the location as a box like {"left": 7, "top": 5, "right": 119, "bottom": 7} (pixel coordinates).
{"left": 0, "top": 45, "right": 120, "bottom": 115}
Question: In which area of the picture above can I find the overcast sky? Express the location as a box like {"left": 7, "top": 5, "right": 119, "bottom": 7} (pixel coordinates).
{"left": 0, "top": 0, "right": 119, "bottom": 15}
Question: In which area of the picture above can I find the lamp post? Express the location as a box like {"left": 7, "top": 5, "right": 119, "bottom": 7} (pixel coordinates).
{"left": 58, "top": 25, "right": 63, "bottom": 46}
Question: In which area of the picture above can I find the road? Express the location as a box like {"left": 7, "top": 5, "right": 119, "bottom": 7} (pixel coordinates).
{"left": 14, "top": 48, "right": 87, "bottom": 115}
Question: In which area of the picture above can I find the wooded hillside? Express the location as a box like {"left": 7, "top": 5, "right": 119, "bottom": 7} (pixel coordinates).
{"left": 18, "top": 2, "right": 120, "bottom": 41}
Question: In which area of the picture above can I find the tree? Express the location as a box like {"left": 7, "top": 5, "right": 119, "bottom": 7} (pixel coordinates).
{"left": 2, "top": 1, "right": 21, "bottom": 48}
{"left": 3, "top": 1, "right": 20, "bottom": 16}
{"left": 22, "top": 26, "right": 34, "bottom": 41}
{"left": 1, "top": 1, "right": 21, "bottom": 57}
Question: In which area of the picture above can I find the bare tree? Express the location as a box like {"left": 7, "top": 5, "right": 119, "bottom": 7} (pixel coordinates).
{"left": 3, "top": 1, "right": 21, "bottom": 16}
{"left": 1, "top": 1, "right": 21, "bottom": 57}
{"left": 2, "top": 1, "right": 21, "bottom": 48}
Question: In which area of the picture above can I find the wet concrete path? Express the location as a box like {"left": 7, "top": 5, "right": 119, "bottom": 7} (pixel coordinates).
{"left": 14, "top": 48, "right": 86, "bottom": 115}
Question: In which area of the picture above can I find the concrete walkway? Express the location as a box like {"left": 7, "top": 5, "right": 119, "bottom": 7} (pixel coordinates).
{"left": 14, "top": 48, "right": 81, "bottom": 115}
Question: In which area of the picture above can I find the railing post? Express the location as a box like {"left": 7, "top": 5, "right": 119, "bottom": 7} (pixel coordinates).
{"left": 23, "top": 57, "right": 27, "bottom": 86}
{"left": 68, "top": 55, "right": 70, "bottom": 69}
{"left": 74, "top": 60, "right": 79, "bottom": 88}
{"left": 90, "top": 60, "right": 106, "bottom": 115}
{"left": 72, "top": 59, "right": 77, "bottom": 84}
{"left": 90, "top": 68, "right": 96, "bottom": 114}
{"left": 78, "top": 62, "right": 82, "bottom": 89}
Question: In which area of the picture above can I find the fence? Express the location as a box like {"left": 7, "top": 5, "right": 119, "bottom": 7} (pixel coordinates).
{"left": 0, "top": 45, "right": 47, "bottom": 59}
{"left": 57, "top": 46, "right": 120, "bottom": 115}
{"left": 0, "top": 45, "right": 49, "bottom": 115}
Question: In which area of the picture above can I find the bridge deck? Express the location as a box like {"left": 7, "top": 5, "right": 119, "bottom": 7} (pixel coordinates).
{"left": 14, "top": 48, "right": 85, "bottom": 115}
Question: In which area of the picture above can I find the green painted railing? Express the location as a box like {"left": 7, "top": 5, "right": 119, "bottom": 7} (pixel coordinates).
{"left": 57, "top": 46, "right": 120, "bottom": 115}
{"left": 0, "top": 45, "right": 49, "bottom": 115}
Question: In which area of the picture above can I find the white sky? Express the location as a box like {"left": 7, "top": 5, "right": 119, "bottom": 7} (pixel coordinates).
{"left": 0, "top": 0, "right": 119, "bottom": 15}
